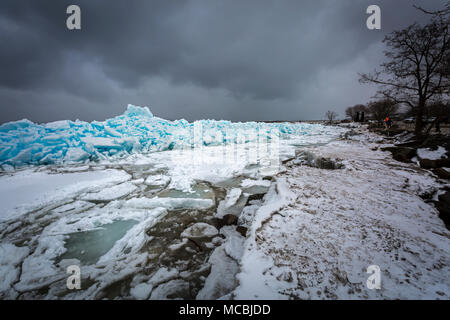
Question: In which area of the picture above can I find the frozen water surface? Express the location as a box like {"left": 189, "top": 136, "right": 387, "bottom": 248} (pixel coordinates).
{"left": 0, "top": 105, "right": 344, "bottom": 299}
{"left": 0, "top": 104, "right": 339, "bottom": 168}
{"left": 0, "top": 169, "right": 131, "bottom": 221}
{"left": 58, "top": 220, "right": 139, "bottom": 265}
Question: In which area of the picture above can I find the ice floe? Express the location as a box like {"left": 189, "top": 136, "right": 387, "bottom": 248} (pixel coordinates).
{"left": 81, "top": 182, "right": 137, "bottom": 201}
{"left": 124, "top": 196, "right": 214, "bottom": 210}
{"left": 0, "top": 104, "right": 340, "bottom": 168}
{"left": 0, "top": 169, "right": 131, "bottom": 221}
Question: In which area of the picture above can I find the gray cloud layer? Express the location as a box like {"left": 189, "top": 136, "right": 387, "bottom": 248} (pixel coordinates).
{"left": 0, "top": 0, "right": 445, "bottom": 123}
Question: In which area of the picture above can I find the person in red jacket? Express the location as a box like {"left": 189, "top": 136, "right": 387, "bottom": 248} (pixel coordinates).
{"left": 384, "top": 117, "right": 392, "bottom": 129}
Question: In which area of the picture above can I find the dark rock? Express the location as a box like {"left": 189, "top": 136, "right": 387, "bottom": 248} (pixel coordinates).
{"left": 314, "top": 157, "right": 343, "bottom": 169}
{"left": 420, "top": 159, "right": 438, "bottom": 169}
{"left": 395, "top": 139, "right": 425, "bottom": 149}
{"left": 419, "top": 135, "right": 450, "bottom": 151}
{"left": 436, "top": 191, "right": 450, "bottom": 230}
{"left": 433, "top": 168, "right": 450, "bottom": 180}
{"left": 246, "top": 193, "right": 265, "bottom": 205}
{"left": 435, "top": 203, "right": 450, "bottom": 230}
{"left": 221, "top": 214, "right": 238, "bottom": 226}
{"left": 436, "top": 158, "right": 450, "bottom": 167}
{"left": 236, "top": 226, "right": 248, "bottom": 237}
{"left": 188, "top": 238, "right": 203, "bottom": 252}
{"left": 420, "top": 158, "right": 450, "bottom": 169}
{"left": 438, "top": 191, "right": 450, "bottom": 205}
{"left": 381, "top": 147, "right": 416, "bottom": 163}
{"left": 419, "top": 188, "right": 437, "bottom": 200}
{"left": 210, "top": 218, "right": 224, "bottom": 230}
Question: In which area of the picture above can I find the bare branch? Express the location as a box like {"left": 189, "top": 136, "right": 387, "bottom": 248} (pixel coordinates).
{"left": 359, "top": 4, "right": 450, "bottom": 136}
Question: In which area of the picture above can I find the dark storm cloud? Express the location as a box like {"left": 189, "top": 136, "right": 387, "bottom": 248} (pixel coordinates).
{"left": 0, "top": 0, "right": 446, "bottom": 123}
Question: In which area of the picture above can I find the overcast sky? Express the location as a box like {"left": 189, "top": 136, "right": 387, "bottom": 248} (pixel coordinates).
{"left": 0, "top": 0, "right": 445, "bottom": 123}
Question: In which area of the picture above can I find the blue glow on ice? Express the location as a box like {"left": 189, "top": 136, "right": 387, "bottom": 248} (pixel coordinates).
{"left": 0, "top": 105, "right": 336, "bottom": 167}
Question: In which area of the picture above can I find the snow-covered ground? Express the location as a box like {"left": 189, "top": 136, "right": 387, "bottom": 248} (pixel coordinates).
{"left": 232, "top": 127, "right": 450, "bottom": 299}
{"left": 417, "top": 146, "right": 447, "bottom": 161}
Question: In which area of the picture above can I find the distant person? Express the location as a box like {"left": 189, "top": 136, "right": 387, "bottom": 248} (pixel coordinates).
{"left": 384, "top": 117, "right": 392, "bottom": 129}
{"left": 435, "top": 119, "right": 441, "bottom": 133}
{"left": 355, "top": 112, "right": 360, "bottom": 122}
{"left": 361, "top": 111, "right": 365, "bottom": 122}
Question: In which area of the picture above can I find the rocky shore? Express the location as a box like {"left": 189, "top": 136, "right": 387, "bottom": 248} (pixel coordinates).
{"left": 232, "top": 123, "right": 450, "bottom": 299}
{"left": 374, "top": 129, "right": 450, "bottom": 229}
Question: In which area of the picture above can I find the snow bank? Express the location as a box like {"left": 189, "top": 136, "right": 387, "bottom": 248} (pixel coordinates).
{"left": 417, "top": 146, "right": 447, "bottom": 160}
{"left": 234, "top": 132, "right": 450, "bottom": 300}
{"left": 0, "top": 104, "right": 338, "bottom": 168}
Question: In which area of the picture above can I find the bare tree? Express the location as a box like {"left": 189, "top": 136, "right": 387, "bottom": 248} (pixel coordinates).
{"left": 414, "top": 2, "right": 450, "bottom": 17}
{"left": 367, "top": 99, "right": 398, "bottom": 125}
{"left": 360, "top": 4, "right": 450, "bottom": 136}
{"left": 325, "top": 110, "right": 338, "bottom": 124}
{"left": 345, "top": 107, "right": 354, "bottom": 120}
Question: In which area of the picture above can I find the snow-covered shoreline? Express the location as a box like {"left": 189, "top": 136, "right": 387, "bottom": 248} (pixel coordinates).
{"left": 231, "top": 125, "right": 450, "bottom": 299}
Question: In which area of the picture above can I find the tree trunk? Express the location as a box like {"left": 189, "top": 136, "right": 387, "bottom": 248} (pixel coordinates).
{"left": 415, "top": 102, "right": 424, "bottom": 137}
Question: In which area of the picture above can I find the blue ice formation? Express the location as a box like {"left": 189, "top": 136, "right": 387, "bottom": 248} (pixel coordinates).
{"left": 0, "top": 104, "right": 335, "bottom": 167}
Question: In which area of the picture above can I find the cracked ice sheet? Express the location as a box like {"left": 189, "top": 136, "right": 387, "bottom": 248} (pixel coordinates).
{"left": 124, "top": 197, "right": 214, "bottom": 210}
{"left": 107, "top": 140, "right": 306, "bottom": 192}
{"left": 0, "top": 243, "right": 29, "bottom": 298}
{"left": 197, "top": 226, "right": 245, "bottom": 300}
{"left": 81, "top": 182, "right": 137, "bottom": 201}
{"left": 14, "top": 207, "right": 168, "bottom": 297}
{"left": 0, "top": 169, "right": 131, "bottom": 221}
{"left": 0, "top": 104, "right": 343, "bottom": 168}
{"left": 127, "top": 145, "right": 258, "bottom": 192}
{"left": 234, "top": 130, "right": 450, "bottom": 300}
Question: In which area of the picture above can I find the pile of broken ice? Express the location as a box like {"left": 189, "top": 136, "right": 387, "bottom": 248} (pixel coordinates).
{"left": 0, "top": 104, "right": 333, "bottom": 168}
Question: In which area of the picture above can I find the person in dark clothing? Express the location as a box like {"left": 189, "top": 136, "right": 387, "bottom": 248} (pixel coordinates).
{"left": 384, "top": 117, "right": 392, "bottom": 129}
{"left": 387, "top": 118, "right": 392, "bottom": 128}
{"left": 435, "top": 119, "right": 441, "bottom": 133}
